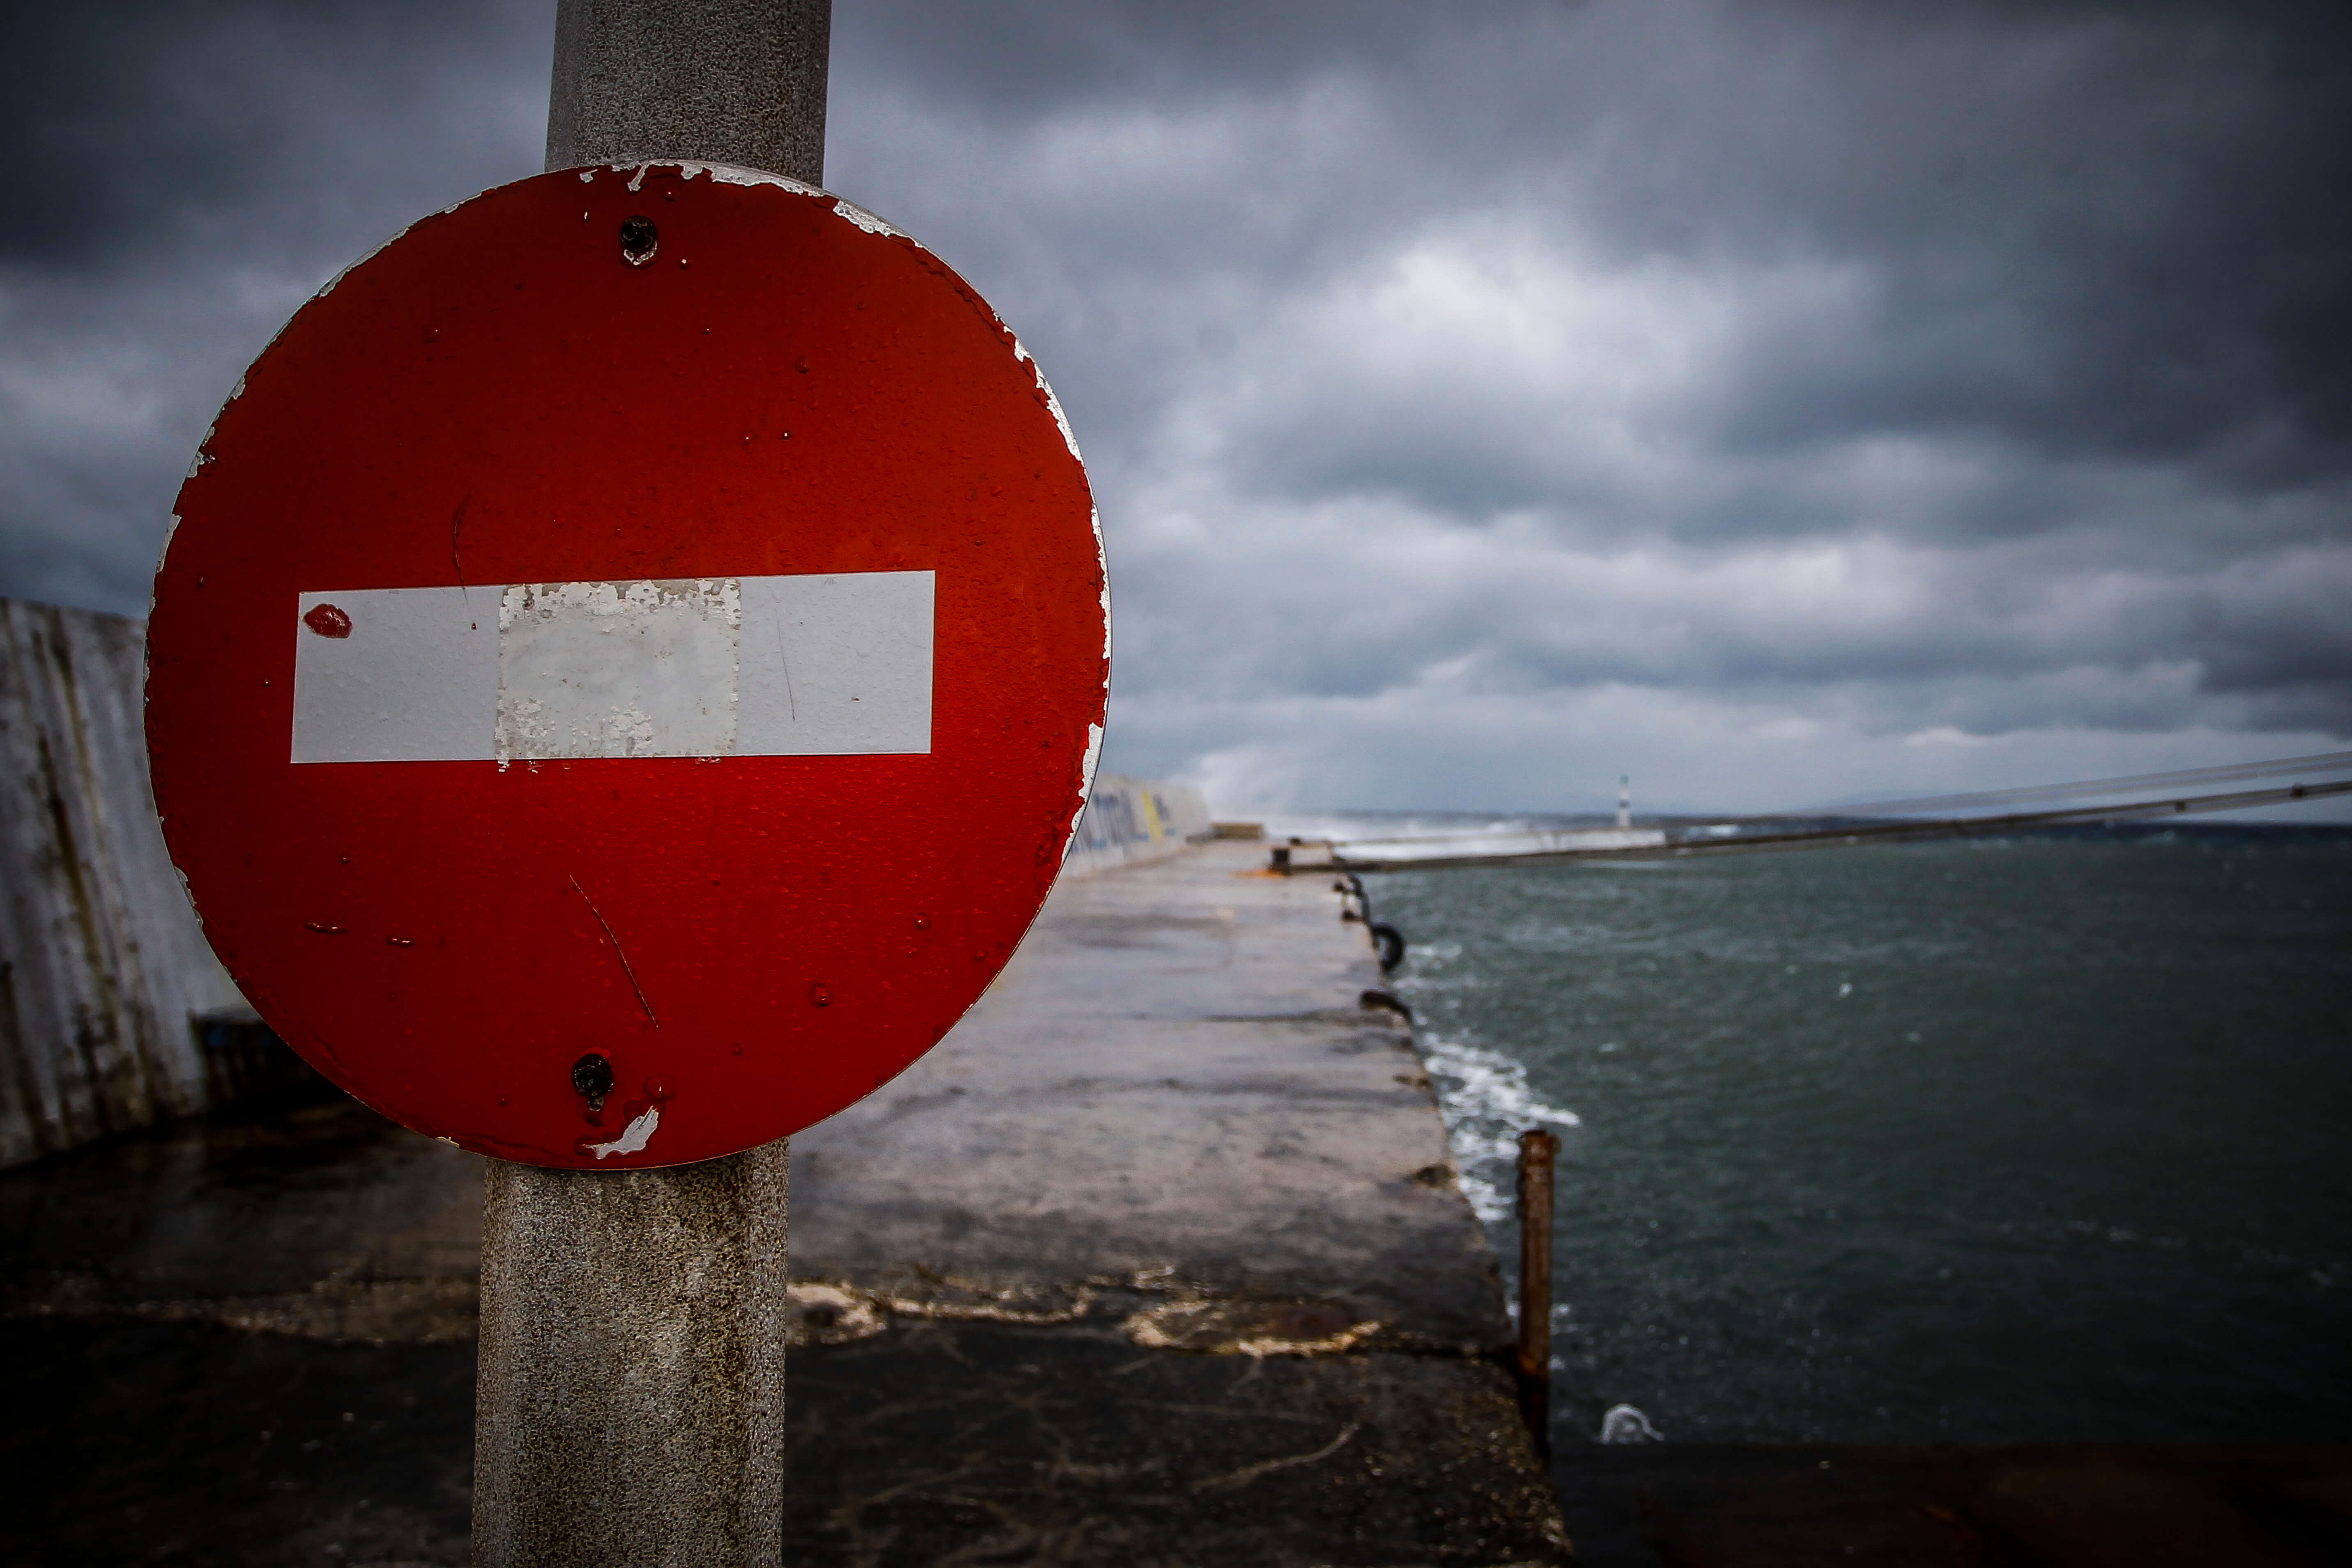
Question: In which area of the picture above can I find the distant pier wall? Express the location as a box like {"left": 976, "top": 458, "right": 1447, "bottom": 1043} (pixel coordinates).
{"left": 0, "top": 599, "right": 249, "bottom": 1169}
{"left": 1062, "top": 771, "right": 1212, "bottom": 878}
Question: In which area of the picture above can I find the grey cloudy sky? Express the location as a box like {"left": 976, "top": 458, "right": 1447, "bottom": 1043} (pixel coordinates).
{"left": 4, "top": 0, "right": 2347, "bottom": 815}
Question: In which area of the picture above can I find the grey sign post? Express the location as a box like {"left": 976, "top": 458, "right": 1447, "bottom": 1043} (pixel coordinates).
{"left": 471, "top": 4, "right": 830, "bottom": 1564}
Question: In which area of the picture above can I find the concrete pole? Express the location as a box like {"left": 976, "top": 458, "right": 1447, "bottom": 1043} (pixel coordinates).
{"left": 546, "top": 0, "right": 831, "bottom": 184}
{"left": 475, "top": 1154, "right": 792, "bottom": 1566}
{"left": 473, "top": 7, "right": 828, "bottom": 1566}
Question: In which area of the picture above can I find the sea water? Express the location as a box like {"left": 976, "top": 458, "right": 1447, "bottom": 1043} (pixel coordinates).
{"left": 1351, "top": 827, "right": 2352, "bottom": 1445}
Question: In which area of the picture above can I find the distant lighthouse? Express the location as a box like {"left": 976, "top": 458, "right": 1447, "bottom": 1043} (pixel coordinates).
{"left": 1616, "top": 775, "right": 1632, "bottom": 830}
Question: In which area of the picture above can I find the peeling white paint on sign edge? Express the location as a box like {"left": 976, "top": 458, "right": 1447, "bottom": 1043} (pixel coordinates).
{"left": 1069, "top": 721, "right": 1107, "bottom": 841}
{"left": 582, "top": 159, "right": 830, "bottom": 201}
{"left": 831, "top": 198, "right": 905, "bottom": 238}
{"left": 151, "top": 512, "right": 186, "bottom": 628}
{"left": 1092, "top": 501, "right": 1111, "bottom": 663}
{"left": 679, "top": 162, "right": 827, "bottom": 199}
{"left": 1062, "top": 503, "right": 1112, "bottom": 847}
{"left": 167, "top": 862, "right": 208, "bottom": 933}
{"left": 311, "top": 214, "right": 421, "bottom": 302}
{"left": 586, "top": 1104, "right": 660, "bottom": 1160}
{"left": 1010, "top": 337, "right": 1086, "bottom": 466}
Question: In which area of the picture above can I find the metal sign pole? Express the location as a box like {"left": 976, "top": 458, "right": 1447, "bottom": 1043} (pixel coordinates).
{"left": 473, "top": 5, "right": 829, "bottom": 1564}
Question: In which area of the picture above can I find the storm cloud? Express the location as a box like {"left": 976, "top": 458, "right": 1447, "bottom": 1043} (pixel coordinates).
{"left": 4, "top": 0, "right": 2347, "bottom": 813}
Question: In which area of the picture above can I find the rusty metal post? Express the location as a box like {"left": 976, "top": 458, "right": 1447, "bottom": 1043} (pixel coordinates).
{"left": 472, "top": 5, "right": 830, "bottom": 1565}
{"left": 1516, "top": 1128, "right": 1561, "bottom": 1458}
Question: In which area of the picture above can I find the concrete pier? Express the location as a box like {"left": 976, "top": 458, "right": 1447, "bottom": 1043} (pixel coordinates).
{"left": 0, "top": 840, "right": 1569, "bottom": 1564}
{"left": 794, "top": 840, "right": 1506, "bottom": 1344}
{"left": 780, "top": 840, "right": 1567, "bottom": 1561}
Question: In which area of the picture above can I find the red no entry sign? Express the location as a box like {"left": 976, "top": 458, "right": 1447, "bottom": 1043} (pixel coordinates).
{"left": 147, "top": 164, "right": 1107, "bottom": 1168}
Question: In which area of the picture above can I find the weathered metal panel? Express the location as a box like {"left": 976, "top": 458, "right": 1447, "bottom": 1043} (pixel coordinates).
{"left": 0, "top": 598, "right": 246, "bottom": 1167}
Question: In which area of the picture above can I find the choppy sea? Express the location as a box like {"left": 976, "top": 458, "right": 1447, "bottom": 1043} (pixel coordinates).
{"left": 1320, "top": 822, "right": 2352, "bottom": 1447}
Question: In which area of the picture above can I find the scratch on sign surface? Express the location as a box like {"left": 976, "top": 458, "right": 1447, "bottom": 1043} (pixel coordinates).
{"left": 569, "top": 873, "right": 658, "bottom": 1025}
{"left": 769, "top": 608, "right": 798, "bottom": 721}
{"left": 449, "top": 496, "right": 470, "bottom": 611}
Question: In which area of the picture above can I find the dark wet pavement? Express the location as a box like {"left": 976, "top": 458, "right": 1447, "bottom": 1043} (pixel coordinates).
{"left": 10, "top": 1314, "right": 476, "bottom": 1566}
{"left": 2, "top": 1083, "right": 1567, "bottom": 1568}
{"left": 3, "top": 1087, "right": 479, "bottom": 1340}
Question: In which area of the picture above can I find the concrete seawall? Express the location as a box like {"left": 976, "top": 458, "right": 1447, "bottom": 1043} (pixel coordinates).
{"left": 1061, "top": 769, "right": 1212, "bottom": 877}
{"left": 0, "top": 599, "right": 248, "bottom": 1167}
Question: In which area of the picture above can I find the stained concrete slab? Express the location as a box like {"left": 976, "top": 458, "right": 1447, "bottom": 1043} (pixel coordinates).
{"left": 2, "top": 841, "right": 1570, "bottom": 1565}
{"left": 791, "top": 840, "right": 1508, "bottom": 1351}
{"left": 781, "top": 1313, "right": 1561, "bottom": 1567}
{"left": 777, "top": 838, "right": 1571, "bottom": 1563}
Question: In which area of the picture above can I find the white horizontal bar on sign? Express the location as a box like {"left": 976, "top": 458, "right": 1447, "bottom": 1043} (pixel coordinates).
{"left": 290, "top": 573, "right": 934, "bottom": 764}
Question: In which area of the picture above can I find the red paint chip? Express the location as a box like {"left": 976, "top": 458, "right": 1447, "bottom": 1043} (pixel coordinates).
{"left": 302, "top": 603, "right": 353, "bottom": 638}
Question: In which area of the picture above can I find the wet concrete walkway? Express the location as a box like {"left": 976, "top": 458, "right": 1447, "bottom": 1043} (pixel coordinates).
{"left": 2, "top": 841, "right": 1569, "bottom": 1566}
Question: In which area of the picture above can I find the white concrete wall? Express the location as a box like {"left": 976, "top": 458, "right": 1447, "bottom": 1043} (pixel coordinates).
{"left": 1062, "top": 771, "right": 1213, "bottom": 879}
{"left": 0, "top": 599, "right": 247, "bottom": 1168}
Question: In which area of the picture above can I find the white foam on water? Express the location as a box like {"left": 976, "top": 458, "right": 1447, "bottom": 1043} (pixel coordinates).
{"left": 1416, "top": 1030, "right": 1581, "bottom": 1225}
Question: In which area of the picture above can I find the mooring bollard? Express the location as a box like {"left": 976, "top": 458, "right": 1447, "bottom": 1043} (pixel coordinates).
{"left": 1516, "top": 1127, "right": 1561, "bottom": 1458}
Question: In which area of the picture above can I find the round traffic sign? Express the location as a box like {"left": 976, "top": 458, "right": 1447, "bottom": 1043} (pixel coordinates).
{"left": 147, "top": 163, "right": 1107, "bottom": 1168}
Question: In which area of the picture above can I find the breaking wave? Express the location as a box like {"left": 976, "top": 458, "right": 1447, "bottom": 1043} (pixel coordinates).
{"left": 1418, "top": 1031, "right": 1580, "bottom": 1224}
